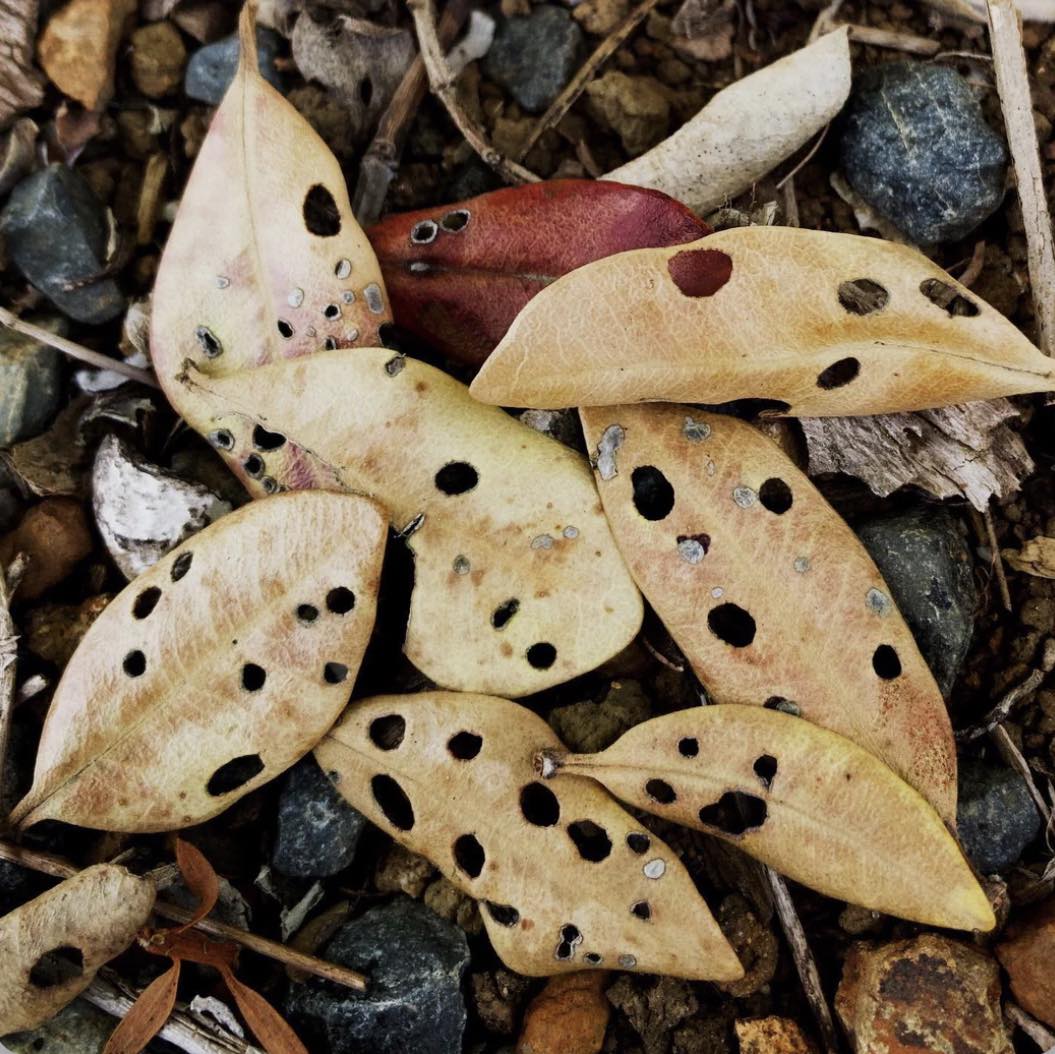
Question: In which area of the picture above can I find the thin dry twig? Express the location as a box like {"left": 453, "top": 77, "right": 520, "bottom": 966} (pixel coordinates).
{"left": 0, "top": 555, "right": 27, "bottom": 837}
{"left": 984, "top": 506, "right": 1013, "bottom": 611}
{"left": 1006, "top": 1001, "right": 1055, "bottom": 1051}
{"left": 958, "top": 239, "right": 988, "bottom": 288}
{"left": 845, "top": 23, "right": 941, "bottom": 55}
{"left": 956, "top": 668, "right": 1044, "bottom": 741}
{"left": 990, "top": 725, "right": 1053, "bottom": 823}
{"left": 775, "top": 124, "right": 830, "bottom": 190}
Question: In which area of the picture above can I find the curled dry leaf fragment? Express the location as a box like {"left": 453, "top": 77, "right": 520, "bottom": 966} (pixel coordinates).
{"left": 470, "top": 227, "right": 1054, "bottom": 415}
{"left": 603, "top": 29, "right": 851, "bottom": 215}
{"left": 0, "top": 864, "right": 156, "bottom": 1036}
{"left": 577, "top": 404, "right": 957, "bottom": 822}
{"left": 314, "top": 692, "right": 744, "bottom": 980}
{"left": 1001, "top": 536, "right": 1055, "bottom": 579}
{"left": 368, "top": 179, "right": 708, "bottom": 369}
{"left": 547, "top": 706, "right": 994, "bottom": 932}
{"left": 11, "top": 491, "right": 386, "bottom": 832}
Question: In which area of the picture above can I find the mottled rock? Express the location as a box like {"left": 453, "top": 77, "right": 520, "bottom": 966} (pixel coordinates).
{"left": 3, "top": 993, "right": 118, "bottom": 1053}
{"left": 735, "top": 1017, "right": 817, "bottom": 1054}
{"left": 129, "top": 21, "right": 188, "bottom": 97}
{"left": 184, "top": 27, "right": 283, "bottom": 105}
{"left": 0, "top": 319, "right": 65, "bottom": 448}
{"left": 471, "top": 969, "right": 534, "bottom": 1035}
{"left": 286, "top": 897, "right": 471, "bottom": 1054}
{"left": 374, "top": 843, "right": 435, "bottom": 897}
{"left": 839, "top": 63, "right": 1007, "bottom": 245}
{"left": 0, "top": 497, "right": 93, "bottom": 600}
{"left": 548, "top": 679, "right": 651, "bottom": 753}
{"left": 856, "top": 505, "right": 976, "bottom": 697}
{"left": 517, "top": 972, "right": 609, "bottom": 1054}
{"left": 957, "top": 758, "right": 1042, "bottom": 874}
{"left": 996, "top": 895, "right": 1055, "bottom": 1030}
{"left": 585, "top": 72, "right": 670, "bottom": 156}
{"left": 272, "top": 755, "right": 366, "bottom": 878}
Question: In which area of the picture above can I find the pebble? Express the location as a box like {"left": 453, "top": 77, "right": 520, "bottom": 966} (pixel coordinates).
{"left": 0, "top": 497, "right": 93, "bottom": 601}
{"left": 374, "top": 843, "right": 435, "bottom": 897}
{"left": 957, "top": 758, "right": 1042, "bottom": 875}
{"left": 129, "top": 21, "right": 189, "bottom": 98}
{"left": 0, "top": 165, "right": 125, "bottom": 325}
{"left": 286, "top": 897, "right": 470, "bottom": 1054}
{"left": 996, "top": 894, "right": 1055, "bottom": 1030}
{"left": 0, "top": 318, "right": 65, "bottom": 447}
{"left": 272, "top": 756, "right": 366, "bottom": 879}
{"left": 856, "top": 505, "right": 977, "bottom": 698}
{"left": 483, "top": 6, "right": 582, "bottom": 113}
{"left": 184, "top": 27, "right": 284, "bottom": 105}
{"left": 839, "top": 63, "right": 1008, "bottom": 245}
{"left": 585, "top": 72, "right": 671, "bottom": 157}
{"left": 516, "top": 972, "right": 610, "bottom": 1054}
{"left": 735, "top": 1017, "right": 817, "bottom": 1054}
{"left": 471, "top": 969, "right": 533, "bottom": 1036}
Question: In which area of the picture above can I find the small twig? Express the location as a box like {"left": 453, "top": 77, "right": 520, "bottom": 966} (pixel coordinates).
{"left": 783, "top": 177, "right": 800, "bottom": 228}
{"left": 775, "top": 124, "right": 830, "bottom": 190}
{"left": 406, "top": 0, "right": 539, "bottom": 185}
{"left": 1007, "top": 1001, "right": 1055, "bottom": 1051}
{"left": 957, "top": 239, "right": 988, "bottom": 288}
{"left": 809, "top": 0, "right": 845, "bottom": 41}
{"left": 0, "top": 555, "right": 28, "bottom": 837}
{"left": 986, "top": 0, "right": 1055, "bottom": 354}
{"left": 513, "top": 0, "right": 663, "bottom": 163}
{"left": 984, "top": 506, "right": 1013, "bottom": 612}
{"left": 990, "top": 725, "right": 1053, "bottom": 823}
{"left": 0, "top": 307, "right": 161, "bottom": 388}
{"left": 845, "top": 23, "right": 941, "bottom": 55}
{"left": 641, "top": 636, "right": 685, "bottom": 673}
{"left": 956, "top": 668, "right": 1044, "bottom": 742}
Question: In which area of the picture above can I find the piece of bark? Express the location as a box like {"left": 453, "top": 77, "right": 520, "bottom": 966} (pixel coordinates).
{"left": 0, "top": 0, "right": 44, "bottom": 128}
{"left": 928, "top": 0, "right": 1054, "bottom": 20}
{"left": 1002, "top": 536, "right": 1055, "bottom": 578}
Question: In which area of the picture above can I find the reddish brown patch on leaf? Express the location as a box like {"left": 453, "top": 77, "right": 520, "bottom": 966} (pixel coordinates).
{"left": 667, "top": 249, "right": 733, "bottom": 297}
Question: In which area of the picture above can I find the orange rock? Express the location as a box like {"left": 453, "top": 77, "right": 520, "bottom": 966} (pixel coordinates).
{"left": 0, "top": 497, "right": 93, "bottom": 600}
{"left": 996, "top": 895, "right": 1055, "bottom": 1029}
{"left": 516, "top": 972, "right": 610, "bottom": 1054}
{"left": 836, "top": 934, "right": 1011, "bottom": 1054}
{"left": 736, "top": 1016, "right": 817, "bottom": 1053}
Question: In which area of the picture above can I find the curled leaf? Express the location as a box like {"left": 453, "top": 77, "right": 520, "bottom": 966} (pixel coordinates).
{"left": 315, "top": 692, "right": 744, "bottom": 981}
{"left": 548, "top": 705, "right": 994, "bottom": 932}
{"left": 12, "top": 491, "right": 386, "bottom": 832}
{"left": 577, "top": 404, "right": 957, "bottom": 822}
{"left": 470, "top": 228, "right": 1054, "bottom": 414}
{"left": 102, "top": 962, "right": 181, "bottom": 1054}
{"left": 0, "top": 864, "right": 156, "bottom": 1035}
{"left": 174, "top": 837, "right": 220, "bottom": 929}
{"left": 368, "top": 179, "right": 708, "bottom": 368}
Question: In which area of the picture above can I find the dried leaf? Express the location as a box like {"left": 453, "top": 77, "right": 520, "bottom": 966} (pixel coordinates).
{"left": 0, "top": 0, "right": 45, "bottom": 128}
{"left": 603, "top": 29, "right": 851, "bottom": 215}
{"left": 221, "top": 969, "right": 308, "bottom": 1054}
{"left": 925, "top": 0, "right": 1054, "bottom": 20}
{"left": 577, "top": 404, "right": 957, "bottom": 822}
{"left": 0, "top": 864, "right": 156, "bottom": 1035}
{"left": 11, "top": 491, "right": 386, "bottom": 832}
{"left": 470, "top": 227, "right": 1054, "bottom": 414}
{"left": 174, "top": 837, "right": 220, "bottom": 929}
{"left": 102, "top": 961, "right": 181, "bottom": 1054}
{"left": 368, "top": 179, "right": 708, "bottom": 369}
{"left": 1002, "top": 536, "right": 1055, "bottom": 578}
{"left": 548, "top": 705, "right": 994, "bottom": 932}
{"left": 314, "top": 692, "right": 744, "bottom": 980}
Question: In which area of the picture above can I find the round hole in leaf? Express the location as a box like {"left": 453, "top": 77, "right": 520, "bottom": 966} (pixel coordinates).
{"left": 555, "top": 941, "right": 573, "bottom": 960}
{"left": 243, "top": 454, "right": 264, "bottom": 478}
{"left": 453, "top": 833, "right": 485, "bottom": 878}
{"left": 708, "top": 603, "right": 756, "bottom": 647}
{"left": 326, "top": 587, "right": 356, "bottom": 614}
{"left": 123, "top": 650, "right": 146, "bottom": 677}
{"left": 520, "top": 782, "right": 560, "bottom": 826}
{"left": 448, "top": 731, "right": 482, "bottom": 760}
{"left": 631, "top": 466, "right": 675, "bottom": 521}
{"left": 872, "top": 644, "right": 901, "bottom": 679}
{"left": 435, "top": 461, "right": 479, "bottom": 495}
{"left": 411, "top": 219, "right": 438, "bottom": 244}
{"left": 753, "top": 754, "right": 778, "bottom": 787}
{"left": 698, "top": 791, "right": 767, "bottom": 835}
{"left": 561, "top": 924, "right": 581, "bottom": 944}
{"left": 678, "top": 737, "right": 699, "bottom": 758}
{"left": 645, "top": 778, "right": 676, "bottom": 804}
{"left": 626, "top": 832, "right": 650, "bottom": 854}
{"left": 369, "top": 714, "right": 405, "bottom": 750}
{"left": 324, "top": 662, "right": 349, "bottom": 684}
{"left": 297, "top": 603, "right": 319, "bottom": 623}
{"left": 133, "top": 586, "right": 161, "bottom": 619}
{"left": 323, "top": 304, "right": 340, "bottom": 320}
{"left": 277, "top": 319, "right": 294, "bottom": 339}
{"left": 764, "top": 696, "right": 800, "bottom": 716}
{"left": 567, "top": 820, "right": 612, "bottom": 862}
{"left": 241, "top": 663, "right": 266, "bottom": 692}
{"left": 208, "top": 754, "right": 265, "bottom": 796}
{"left": 837, "top": 278, "right": 889, "bottom": 315}
{"left": 29, "top": 946, "right": 84, "bottom": 988}
{"left": 631, "top": 901, "right": 651, "bottom": 921}
{"left": 253, "top": 425, "right": 286, "bottom": 451}
{"left": 195, "top": 326, "right": 222, "bottom": 358}
{"left": 208, "top": 429, "right": 234, "bottom": 450}
{"left": 584, "top": 952, "right": 603, "bottom": 965}
{"left": 371, "top": 773, "right": 414, "bottom": 830}
{"left": 441, "top": 209, "right": 470, "bottom": 232}
{"left": 527, "top": 642, "right": 557, "bottom": 669}
{"left": 485, "top": 902, "right": 520, "bottom": 927}
{"left": 303, "top": 184, "right": 342, "bottom": 237}
{"left": 491, "top": 598, "right": 519, "bottom": 630}
{"left": 171, "top": 551, "right": 193, "bottom": 581}
{"left": 817, "top": 357, "right": 860, "bottom": 389}
{"left": 920, "top": 278, "right": 980, "bottom": 317}
{"left": 758, "top": 478, "right": 793, "bottom": 514}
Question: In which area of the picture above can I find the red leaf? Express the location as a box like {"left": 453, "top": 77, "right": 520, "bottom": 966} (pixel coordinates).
{"left": 102, "top": 961, "right": 181, "bottom": 1054}
{"left": 221, "top": 967, "right": 310, "bottom": 1054}
{"left": 174, "top": 837, "right": 220, "bottom": 930}
{"left": 368, "top": 178, "right": 708, "bottom": 368}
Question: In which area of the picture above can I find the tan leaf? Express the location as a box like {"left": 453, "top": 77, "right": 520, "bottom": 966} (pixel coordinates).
{"left": 546, "top": 705, "right": 994, "bottom": 932}
{"left": 0, "top": 864, "right": 156, "bottom": 1036}
{"left": 221, "top": 968, "right": 309, "bottom": 1054}
{"left": 0, "top": 0, "right": 44, "bottom": 130}
{"left": 314, "top": 692, "right": 744, "bottom": 981}
{"left": 102, "top": 961, "right": 181, "bottom": 1054}
{"left": 11, "top": 491, "right": 386, "bottom": 832}
{"left": 174, "top": 838, "right": 220, "bottom": 929}
{"left": 169, "top": 347, "right": 643, "bottom": 697}
{"left": 1002, "top": 536, "right": 1055, "bottom": 579}
{"left": 469, "top": 228, "right": 1053, "bottom": 415}
{"left": 577, "top": 404, "right": 957, "bottom": 822}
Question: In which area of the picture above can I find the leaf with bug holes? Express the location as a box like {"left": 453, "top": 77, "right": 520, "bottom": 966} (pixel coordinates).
{"left": 544, "top": 705, "right": 994, "bottom": 932}
{"left": 169, "top": 347, "right": 643, "bottom": 697}
{"left": 470, "top": 227, "right": 1054, "bottom": 414}
{"left": 367, "top": 179, "right": 708, "bottom": 369}
{"left": 577, "top": 403, "right": 957, "bottom": 823}
{"left": 10, "top": 492, "right": 385, "bottom": 833}
{"left": 314, "top": 691, "right": 744, "bottom": 980}
{"left": 0, "top": 864, "right": 156, "bottom": 1035}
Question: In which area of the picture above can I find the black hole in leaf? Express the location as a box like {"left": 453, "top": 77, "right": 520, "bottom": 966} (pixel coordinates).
{"left": 817, "top": 357, "right": 860, "bottom": 389}
{"left": 253, "top": 425, "right": 286, "bottom": 451}
{"left": 208, "top": 754, "right": 265, "bottom": 795}
{"left": 133, "top": 586, "right": 161, "bottom": 619}
{"left": 491, "top": 599, "right": 519, "bottom": 630}
{"left": 327, "top": 587, "right": 355, "bottom": 614}
{"left": 123, "top": 650, "right": 146, "bottom": 677}
{"left": 920, "top": 278, "right": 980, "bottom": 317}
{"left": 678, "top": 737, "right": 699, "bottom": 758}
{"left": 708, "top": 603, "right": 756, "bottom": 647}
{"left": 645, "top": 778, "right": 676, "bottom": 804}
{"left": 372, "top": 774, "right": 414, "bottom": 830}
{"left": 753, "top": 754, "right": 778, "bottom": 787}
{"left": 297, "top": 603, "right": 319, "bottom": 623}
{"left": 242, "top": 663, "right": 266, "bottom": 691}
{"left": 561, "top": 924, "right": 581, "bottom": 943}
{"left": 872, "top": 644, "right": 901, "bottom": 679}
{"left": 277, "top": 319, "right": 294, "bottom": 339}
{"left": 520, "top": 782, "right": 560, "bottom": 826}
{"left": 435, "top": 461, "right": 479, "bottom": 495}
{"left": 369, "top": 714, "right": 405, "bottom": 750}
{"left": 244, "top": 454, "right": 264, "bottom": 478}
{"left": 323, "top": 304, "right": 340, "bottom": 320}
{"left": 631, "top": 901, "right": 651, "bottom": 921}
{"left": 324, "top": 662, "right": 348, "bottom": 684}
{"left": 454, "top": 833, "right": 485, "bottom": 878}
{"left": 527, "top": 642, "right": 556, "bottom": 669}
{"left": 171, "top": 552, "right": 193, "bottom": 581}
{"left": 303, "top": 184, "right": 341, "bottom": 237}
{"left": 698, "top": 791, "right": 768, "bottom": 835}
{"left": 758, "top": 478, "right": 793, "bottom": 514}
{"left": 441, "top": 209, "right": 470, "bottom": 232}
{"left": 324, "top": 336, "right": 338, "bottom": 350}
{"left": 567, "top": 820, "right": 612, "bottom": 862}
{"left": 378, "top": 322, "right": 400, "bottom": 349}
{"left": 209, "top": 429, "right": 234, "bottom": 450}
{"left": 838, "top": 278, "right": 889, "bottom": 315}
{"left": 555, "top": 941, "right": 573, "bottom": 960}
{"left": 195, "top": 326, "right": 221, "bottom": 358}
{"left": 29, "top": 946, "right": 84, "bottom": 988}
{"left": 764, "top": 696, "right": 801, "bottom": 716}
{"left": 448, "top": 731, "right": 482, "bottom": 760}
{"left": 359, "top": 76, "right": 373, "bottom": 106}
{"left": 485, "top": 902, "right": 519, "bottom": 927}
{"left": 411, "top": 220, "right": 438, "bottom": 244}
{"left": 631, "top": 465, "right": 675, "bottom": 520}
{"left": 584, "top": 952, "right": 602, "bottom": 965}
{"left": 626, "top": 833, "right": 650, "bottom": 854}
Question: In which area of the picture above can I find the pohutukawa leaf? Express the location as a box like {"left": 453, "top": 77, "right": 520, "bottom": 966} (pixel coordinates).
{"left": 314, "top": 692, "right": 744, "bottom": 981}
{"left": 0, "top": 864, "right": 156, "bottom": 1035}
{"left": 469, "top": 227, "right": 1054, "bottom": 414}
{"left": 11, "top": 492, "right": 386, "bottom": 832}
{"left": 367, "top": 179, "right": 708, "bottom": 368}
{"left": 577, "top": 404, "right": 957, "bottom": 822}
{"left": 172, "top": 348, "right": 643, "bottom": 696}
{"left": 542, "top": 706, "right": 994, "bottom": 933}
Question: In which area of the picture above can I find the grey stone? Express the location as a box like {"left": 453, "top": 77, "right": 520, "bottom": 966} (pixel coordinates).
{"left": 957, "top": 758, "right": 1042, "bottom": 874}
{"left": 4, "top": 996, "right": 117, "bottom": 1053}
{"left": 0, "top": 166, "right": 125, "bottom": 325}
{"left": 483, "top": 6, "right": 582, "bottom": 113}
{"left": 0, "top": 318, "right": 65, "bottom": 447}
{"left": 857, "top": 505, "right": 977, "bottom": 698}
{"left": 839, "top": 62, "right": 1008, "bottom": 244}
{"left": 185, "top": 27, "right": 285, "bottom": 105}
{"left": 272, "top": 755, "right": 367, "bottom": 878}
{"left": 287, "top": 897, "right": 470, "bottom": 1054}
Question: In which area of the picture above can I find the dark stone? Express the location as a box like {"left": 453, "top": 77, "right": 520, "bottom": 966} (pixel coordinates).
{"left": 483, "top": 6, "right": 583, "bottom": 113}
{"left": 0, "top": 166, "right": 125, "bottom": 324}
{"left": 185, "top": 27, "right": 284, "bottom": 105}
{"left": 857, "top": 505, "right": 977, "bottom": 698}
{"left": 957, "top": 758, "right": 1042, "bottom": 874}
{"left": 0, "top": 318, "right": 65, "bottom": 447}
{"left": 286, "top": 897, "right": 470, "bottom": 1054}
{"left": 838, "top": 63, "right": 1008, "bottom": 244}
{"left": 272, "top": 755, "right": 366, "bottom": 878}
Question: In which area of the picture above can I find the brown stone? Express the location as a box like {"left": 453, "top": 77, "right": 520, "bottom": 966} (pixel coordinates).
{"left": 996, "top": 895, "right": 1055, "bottom": 1029}
{"left": 585, "top": 72, "right": 670, "bottom": 157}
{"left": 25, "top": 594, "right": 112, "bottom": 667}
{"left": 517, "top": 972, "right": 610, "bottom": 1054}
{"left": 835, "top": 934, "right": 1011, "bottom": 1054}
{"left": 0, "top": 497, "right": 93, "bottom": 600}
{"left": 735, "top": 1017, "right": 817, "bottom": 1054}
{"left": 128, "top": 21, "right": 187, "bottom": 98}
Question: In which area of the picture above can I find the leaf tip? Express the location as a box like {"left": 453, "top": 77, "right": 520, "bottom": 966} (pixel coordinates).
{"left": 237, "top": 1, "right": 260, "bottom": 77}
